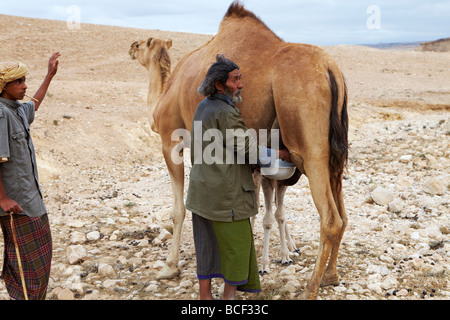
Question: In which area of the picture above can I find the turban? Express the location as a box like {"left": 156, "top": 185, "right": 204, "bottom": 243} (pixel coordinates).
{"left": 0, "top": 62, "right": 29, "bottom": 93}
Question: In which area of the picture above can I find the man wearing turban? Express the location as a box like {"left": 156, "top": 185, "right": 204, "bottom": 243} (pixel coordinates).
{"left": 0, "top": 52, "right": 60, "bottom": 300}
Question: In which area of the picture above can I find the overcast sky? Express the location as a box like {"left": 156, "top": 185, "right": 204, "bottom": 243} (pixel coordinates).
{"left": 2, "top": 0, "right": 449, "bottom": 45}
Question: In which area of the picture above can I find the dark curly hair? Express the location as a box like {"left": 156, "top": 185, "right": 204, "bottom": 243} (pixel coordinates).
{"left": 197, "top": 54, "right": 239, "bottom": 97}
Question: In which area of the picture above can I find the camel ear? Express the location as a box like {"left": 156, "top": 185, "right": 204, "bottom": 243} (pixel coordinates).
{"left": 147, "top": 37, "right": 154, "bottom": 47}
{"left": 166, "top": 39, "right": 173, "bottom": 50}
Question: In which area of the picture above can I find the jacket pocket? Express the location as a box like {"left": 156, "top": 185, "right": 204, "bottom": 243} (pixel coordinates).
{"left": 10, "top": 131, "right": 28, "bottom": 161}
{"left": 241, "top": 181, "right": 257, "bottom": 212}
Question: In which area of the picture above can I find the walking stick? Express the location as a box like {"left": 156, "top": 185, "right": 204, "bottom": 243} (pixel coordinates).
{"left": 9, "top": 213, "right": 29, "bottom": 300}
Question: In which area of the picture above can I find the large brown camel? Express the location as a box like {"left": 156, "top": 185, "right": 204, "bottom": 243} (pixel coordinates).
{"left": 129, "top": 36, "right": 300, "bottom": 275}
{"left": 129, "top": 1, "right": 348, "bottom": 300}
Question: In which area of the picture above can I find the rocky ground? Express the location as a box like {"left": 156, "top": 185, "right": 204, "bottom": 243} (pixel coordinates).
{"left": 0, "top": 15, "right": 448, "bottom": 300}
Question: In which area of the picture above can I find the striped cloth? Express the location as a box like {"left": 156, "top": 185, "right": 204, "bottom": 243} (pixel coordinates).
{"left": 0, "top": 213, "right": 52, "bottom": 300}
{"left": 192, "top": 213, "right": 261, "bottom": 293}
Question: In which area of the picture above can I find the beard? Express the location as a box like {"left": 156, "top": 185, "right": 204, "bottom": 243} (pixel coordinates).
{"left": 224, "top": 88, "right": 242, "bottom": 104}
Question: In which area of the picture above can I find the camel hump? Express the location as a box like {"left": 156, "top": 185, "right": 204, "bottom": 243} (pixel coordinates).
{"left": 225, "top": 1, "right": 259, "bottom": 20}
{"left": 223, "top": 1, "right": 283, "bottom": 42}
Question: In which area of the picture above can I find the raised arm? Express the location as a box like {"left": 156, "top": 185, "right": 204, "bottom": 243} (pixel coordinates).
{"left": 33, "top": 52, "right": 60, "bottom": 111}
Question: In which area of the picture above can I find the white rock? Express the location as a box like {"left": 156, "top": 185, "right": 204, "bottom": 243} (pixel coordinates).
{"left": 72, "top": 283, "right": 84, "bottom": 293}
{"left": 83, "top": 290, "right": 100, "bottom": 300}
{"left": 415, "top": 242, "right": 430, "bottom": 253}
{"left": 388, "top": 199, "right": 403, "bottom": 213}
{"left": 153, "top": 260, "right": 166, "bottom": 270}
{"left": 180, "top": 280, "right": 193, "bottom": 288}
{"left": 70, "top": 231, "right": 86, "bottom": 244}
{"left": 67, "top": 245, "right": 87, "bottom": 265}
{"left": 377, "top": 213, "right": 390, "bottom": 222}
{"left": 410, "top": 231, "right": 421, "bottom": 241}
{"left": 379, "top": 255, "right": 394, "bottom": 264}
{"left": 138, "top": 239, "right": 149, "bottom": 247}
{"left": 367, "top": 282, "right": 382, "bottom": 294}
{"left": 158, "top": 229, "right": 173, "bottom": 241}
{"left": 366, "top": 264, "right": 379, "bottom": 274}
{"left": 178, "top": 260, "right": 188, "bottom": 269}
{"left": 406, "top": 257, "right": 424, "bottom": 270}
{"left": 392, "top": 243, "right": 407, "bottom": 252}
{"left": 103, "top": 279, "right": 125, "bottom": 289}
{"left": 98, "top": 263, "right": 116, "bottom": 278}
{"left": 371, "top": 187, "right": 394, "bottom": 206}
{"left": 423, "top": 178, "right": 445, "bottom": 195}
{"left": 399, "top": 155, "right": 413, "bottom": 163}
{"left": 379, "top": 266, "right": 390, "bottom": 276}
{"left": 87, "top": 231, "right": 101, "bottom": 241}
{"left": 279, "top": 265, "right": 296, "bottom": 276}
{"left": 396, "top": 176, "right": 413, "bottom": 190}
{"left": 105, "top": 218, "right": 115, "bottom": 225}
{"left": 58, "top": 288, "right": 74, "bottom": 300}
{"left": 145, "top": 283, "right": 159, "bottom": 293}
{"left": 425, "top": 226, "right": 442, "bottom": 239}
{"left": 396, "top": 289, "right": 409, "bottom": 297}
{"left": 63, "top": 266, "right": 75, "bottom": 277}
{"left": 381, "top": 277, "right": 398, "bottom": 290}
{"left": 118, "top": 255, "right": 128, "bottom": 265}
{"left": 109, "top": 234, "right": 118, "bottom": 241}
{"left": 118, "top": 217, "right": 129, "bottom": 224}
{"left": 284, "top": 283, "right": 297, "bottom": 294}
{"left": 67, "top": 220, "right": 86, "bottom": 228}
{"left": 333, "top": 285, "right": 347, "bottom": 293}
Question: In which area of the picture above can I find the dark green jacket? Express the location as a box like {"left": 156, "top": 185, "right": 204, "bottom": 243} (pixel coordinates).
{"left": 186, "top": 94, "right": 258, "bottom": 222}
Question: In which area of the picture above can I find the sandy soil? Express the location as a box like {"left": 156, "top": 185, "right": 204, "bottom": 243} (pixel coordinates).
{"left": 0, "top": 14, "right": 449, "bottom": 300}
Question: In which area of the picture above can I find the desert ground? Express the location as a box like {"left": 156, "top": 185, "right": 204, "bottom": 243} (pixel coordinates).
{"left": 0, "top": 14, "right": 449, "bottom": 300}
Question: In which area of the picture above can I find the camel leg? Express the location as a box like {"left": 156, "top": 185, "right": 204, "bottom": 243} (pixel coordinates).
{"left": 285, "top": 224, "right": 298, "bottom": 254}
{"left": 259, "top": 177, "right": 275, "bottom": 274}
{"left": 251, "top": 171, "right": 262, "bottom": 230}
{"left": 273, "top": 183, "right": 292, "bottom": 266}
{"left": 294, "top": 156, "right": 344, "bottom": 300}
{"left": 274, "top": 182, "right": 299, "bottom": 255}
{"left": 321, "top": 177, "right": 347, "bottom": 287}
{"left": 284, "top": 215, "right": 299, "bottom": 253}
{"left": 156, "top": 142, "right": 186, "bottom": 280}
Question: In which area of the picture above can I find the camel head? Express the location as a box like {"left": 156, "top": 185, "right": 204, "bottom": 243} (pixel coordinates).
{"left": 129, "top": 37, "right": 173, "bottom": 71}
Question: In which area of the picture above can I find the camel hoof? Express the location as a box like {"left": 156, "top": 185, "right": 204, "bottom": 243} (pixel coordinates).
{"left": 295, "top": 289, "right": 317, "bottom": 300}
{"left": 156, "top": 265, "right": 180, "bottom": 280}
{"left": 320, "top": 275, "right": 340, "bottom": 287}
{"left": 259, "top": 265, "right": 270, "bottom": 275}
{"left": 277, "top": 258, "right": 293, "bottom": 266}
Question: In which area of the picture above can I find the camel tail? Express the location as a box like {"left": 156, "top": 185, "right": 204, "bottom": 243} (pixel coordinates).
{"left": 328, "top": 69, "right": 349, "bottom": 192}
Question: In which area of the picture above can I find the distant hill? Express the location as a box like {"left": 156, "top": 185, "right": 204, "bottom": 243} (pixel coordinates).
{"left": 419, "top": 37, "right": 450, "bottom": 52}
{"left": 362, "top": 41, "right": 423, "bottom": 50}
{"left": 362, "top": 38, "right": 450, "bottom": 52}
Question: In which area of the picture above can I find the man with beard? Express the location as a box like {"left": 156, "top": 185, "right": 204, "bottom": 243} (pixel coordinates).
{"left": 186, "top": 55, "right": 290, "bottom": 300}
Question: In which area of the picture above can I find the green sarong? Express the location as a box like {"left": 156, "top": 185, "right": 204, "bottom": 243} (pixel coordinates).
{"left": 193, "top": 213, "right": 260, "bottom": 293}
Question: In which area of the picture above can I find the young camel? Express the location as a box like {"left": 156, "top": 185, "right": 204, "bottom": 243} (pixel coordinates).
{"left": 129, "top": 36, "right": 298, "bottom": 275}
{"left": 129, "top": 37, "right": 172, "bottom": 133}
{"left": 129, "top": 1, "right": 348, "bottom": 300}
{"left": 253, "top": 172, "right": 301, "bottom": 274}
